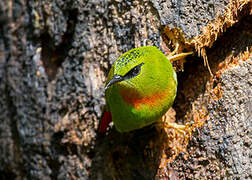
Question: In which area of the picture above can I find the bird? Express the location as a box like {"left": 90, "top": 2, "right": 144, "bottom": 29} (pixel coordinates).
{"left": 98, "top": 46, "right": 192, "bottom": 133}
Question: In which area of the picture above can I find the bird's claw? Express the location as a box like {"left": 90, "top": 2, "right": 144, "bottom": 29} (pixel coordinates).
{"left": 158, "top": 122, "right": 193, "bottom": 137}
{"left": 167, "top": 42, "right": 193, "bottom": 62}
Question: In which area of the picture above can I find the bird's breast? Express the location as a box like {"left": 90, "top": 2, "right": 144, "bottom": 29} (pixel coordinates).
{"left": 121, "top": 86, "right": 171, "bottom": 111}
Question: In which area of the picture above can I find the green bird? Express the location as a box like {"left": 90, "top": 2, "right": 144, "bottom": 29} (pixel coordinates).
{"left": 98, "top": 46, "right": 192, "bottom": 133}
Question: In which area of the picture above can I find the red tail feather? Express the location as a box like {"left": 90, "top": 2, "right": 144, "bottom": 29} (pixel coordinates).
{"left": 98, "top": 111, "right": 112, "bottom": 133}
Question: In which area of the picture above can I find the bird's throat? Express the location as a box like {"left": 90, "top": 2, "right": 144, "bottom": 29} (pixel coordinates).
{"left": 121, "top": 87, "right": 170, "bottom": 110}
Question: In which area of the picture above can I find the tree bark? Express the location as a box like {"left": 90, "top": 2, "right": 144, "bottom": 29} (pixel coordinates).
{"left": 0, "top": 0, "right": 251, "bottom": 179}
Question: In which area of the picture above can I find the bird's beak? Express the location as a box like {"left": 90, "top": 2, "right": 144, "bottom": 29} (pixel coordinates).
{"left": 105, "top": 75, "right": 124, "bottom": 89}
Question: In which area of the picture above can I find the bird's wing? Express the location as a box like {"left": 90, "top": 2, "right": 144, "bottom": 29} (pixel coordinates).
{"left": 98, "top": 104, "right": 112, "bottom": 133}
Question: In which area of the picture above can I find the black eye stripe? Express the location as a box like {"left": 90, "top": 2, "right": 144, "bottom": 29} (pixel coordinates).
{"left": 123, "top": 62, "right": 144, "bottom": 80}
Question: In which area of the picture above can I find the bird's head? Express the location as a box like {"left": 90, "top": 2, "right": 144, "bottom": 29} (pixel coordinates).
{"left": 105, "top": 46, "right": 169, "bottom": 94}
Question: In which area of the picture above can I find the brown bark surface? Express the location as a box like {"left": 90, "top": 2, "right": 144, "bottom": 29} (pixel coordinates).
{"left": 0, "top": 0, "right": 251, "bottom": 179}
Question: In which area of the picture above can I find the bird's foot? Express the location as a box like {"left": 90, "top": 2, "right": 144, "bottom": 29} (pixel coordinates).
{"left": 168, "top": 52, "right": 194, "bottom": 62}
{"left": 167, "top": 42, "right": 193, "bottom": 62}
{"left": 157, "top": 122, "right": 193, "bottom": 136}
{"left": 168, "top": 42, "right": 180, "bottom": 57}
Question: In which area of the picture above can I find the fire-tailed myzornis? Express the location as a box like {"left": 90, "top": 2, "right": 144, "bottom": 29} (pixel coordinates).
{"left": 98, "top": 46, "right": 192, "bottom": 133}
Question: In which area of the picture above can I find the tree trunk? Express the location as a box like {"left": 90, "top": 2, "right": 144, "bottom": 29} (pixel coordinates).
{"left": 0, "top": 0, "right": 251, "bottom": 179}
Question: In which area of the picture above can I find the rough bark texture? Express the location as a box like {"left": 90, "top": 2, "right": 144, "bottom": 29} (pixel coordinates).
{"left": 0, "top": 0, "right": 251, "bottom": 179}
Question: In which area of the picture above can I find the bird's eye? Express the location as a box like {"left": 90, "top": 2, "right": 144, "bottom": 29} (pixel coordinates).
{"left": 132, "top": 66, "right": 139, "bottom": 75}
{"left": 124, "top": 62, "right": 144, "bottom": 80}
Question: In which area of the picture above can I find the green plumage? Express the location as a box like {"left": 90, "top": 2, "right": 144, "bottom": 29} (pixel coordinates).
{"left": 104, "top": 46, "right": 177, "bottom": 132}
